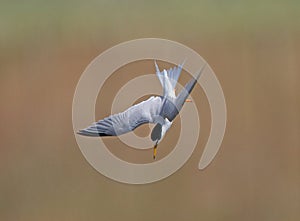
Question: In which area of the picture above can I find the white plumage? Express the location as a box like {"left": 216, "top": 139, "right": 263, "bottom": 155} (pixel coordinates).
{"left": 77, "top": 61, "right": 205, "bottom": 158}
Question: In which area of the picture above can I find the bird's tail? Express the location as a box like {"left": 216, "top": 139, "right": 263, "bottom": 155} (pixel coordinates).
{"left": 155, "top": 60, "right": 184, "bottom": 97}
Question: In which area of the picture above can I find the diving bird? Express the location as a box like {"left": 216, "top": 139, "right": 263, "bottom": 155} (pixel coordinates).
{"left": 77, "top": 61, "right": 205, "bottom": 159}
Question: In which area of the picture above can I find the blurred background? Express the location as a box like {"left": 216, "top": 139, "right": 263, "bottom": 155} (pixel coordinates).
{"left": 0, "top": 0, "right": 299, "bottom": 220}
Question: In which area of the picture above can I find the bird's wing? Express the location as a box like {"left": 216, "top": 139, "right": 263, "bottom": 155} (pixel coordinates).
{"left": 175, "top": 64, "right": 206, "bottom": 112}
{"left": 154, "top": 61, "right": 184, "bottom": 98}
{"left": 77, "top": 96, "right": 163, "bottom": 137}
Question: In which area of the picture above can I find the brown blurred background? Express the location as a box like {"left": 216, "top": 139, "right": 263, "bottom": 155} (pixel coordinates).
{"left": 0, "top": 0, "right": 299, "bottom": 220}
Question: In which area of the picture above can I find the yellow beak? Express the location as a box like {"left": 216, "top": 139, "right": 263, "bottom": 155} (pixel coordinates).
{"left": 153, "top": 144, "right": 157, "bottom": 159}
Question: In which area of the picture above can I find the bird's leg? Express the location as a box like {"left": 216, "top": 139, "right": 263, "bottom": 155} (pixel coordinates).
{"left": 185, "top": 99, "right": 192, "bottom": 102}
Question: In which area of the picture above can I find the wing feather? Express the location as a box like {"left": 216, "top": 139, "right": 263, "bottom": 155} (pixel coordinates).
{"left": 77, "top": 96, "right": 163, "bottom": 137}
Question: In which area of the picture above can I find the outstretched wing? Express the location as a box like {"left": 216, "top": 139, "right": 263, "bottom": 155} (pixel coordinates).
{"left": 174, "top": 63, "right": 206, "bottom": 115}
{"left": 77, "top": 96, "right": 163, "bottom": 137}
{"left": 155, "top": 61, "right": 184, "bottom": 98}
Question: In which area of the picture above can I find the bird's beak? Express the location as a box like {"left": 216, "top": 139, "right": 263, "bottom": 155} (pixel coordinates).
{"left": 153, "top": 143, "right": 158, "bottom": 159}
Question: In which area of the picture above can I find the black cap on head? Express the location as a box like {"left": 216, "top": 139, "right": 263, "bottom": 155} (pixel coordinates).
{"left": 151, "top": 123, "right": 162, "bottom": 141}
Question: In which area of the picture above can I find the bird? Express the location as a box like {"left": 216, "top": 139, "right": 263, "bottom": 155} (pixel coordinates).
{"left": 77, "top": 61, "right": 206, "bottom": 159}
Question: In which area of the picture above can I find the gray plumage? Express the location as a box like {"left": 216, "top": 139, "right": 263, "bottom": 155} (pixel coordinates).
{"left": 77, "top": 61, "right": 205, "bottom": 145}
{"left": 77, "top": 96, "right": 164, "bottom": 137}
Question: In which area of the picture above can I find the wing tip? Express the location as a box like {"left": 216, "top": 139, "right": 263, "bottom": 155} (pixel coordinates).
{"left": 76, "top": 129, "right": 112, "bottom": 137}
{"left": 195, "top": 63, "right": 207, "bottom": 80}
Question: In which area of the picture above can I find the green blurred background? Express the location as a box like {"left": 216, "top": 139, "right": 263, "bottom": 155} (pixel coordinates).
{"left": 0, "top": 0, "right": 299, "bottom": 220}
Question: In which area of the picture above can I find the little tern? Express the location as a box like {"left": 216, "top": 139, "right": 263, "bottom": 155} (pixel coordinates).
{"left": 77, "top": 61, "right": 205, "bottom": 159}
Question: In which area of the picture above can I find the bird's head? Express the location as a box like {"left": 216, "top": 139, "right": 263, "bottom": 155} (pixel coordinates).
{"left": 150, "top": 118, "right": 172, "bottom": 159}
